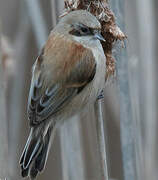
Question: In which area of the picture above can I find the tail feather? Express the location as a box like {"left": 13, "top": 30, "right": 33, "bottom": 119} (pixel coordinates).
{"left": 35, "top": 133, "right": 50, "bottom": 171}
{"left": 21, "top": 165, "right": 29, "bottom": 177}
{"left": 20, "top": 132, "right": 32, "bottom": 165}
{"left": 35, "top": 145, "right": 48, "bottom": 171}
{"left": 29, "top": 163, "right": 38, "bottom": 179}
{"left": 24, "top": 137, "right": 42, "bottom": 169}
{"left": 20, "top": 126, "right": 52, "bottom": 179}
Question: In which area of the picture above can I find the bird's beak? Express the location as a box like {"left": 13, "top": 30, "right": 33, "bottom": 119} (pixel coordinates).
{"left": 94, "top": 33, "right": 105, "bottom": 42}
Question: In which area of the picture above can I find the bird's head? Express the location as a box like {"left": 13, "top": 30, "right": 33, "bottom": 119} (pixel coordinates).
{"left": 54, "top": 10, "right": 105, "bottom": 48}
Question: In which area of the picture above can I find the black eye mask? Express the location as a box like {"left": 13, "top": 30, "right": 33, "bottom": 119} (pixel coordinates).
{"left": 69, "top": 23, "right": 93, "bottom": 37}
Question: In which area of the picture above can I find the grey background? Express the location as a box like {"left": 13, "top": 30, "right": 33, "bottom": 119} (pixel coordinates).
{"left": 0, "top": 0, "right": 158, "bottom": 180}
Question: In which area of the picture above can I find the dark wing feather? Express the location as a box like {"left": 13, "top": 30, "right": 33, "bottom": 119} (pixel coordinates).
{"left": 28, "top": 47, "right": 96, "bottom": 126}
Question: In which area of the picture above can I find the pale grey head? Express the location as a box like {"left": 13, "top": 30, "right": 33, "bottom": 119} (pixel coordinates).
{"left": 53, "top": 10, "right": 105, "bottom": 48}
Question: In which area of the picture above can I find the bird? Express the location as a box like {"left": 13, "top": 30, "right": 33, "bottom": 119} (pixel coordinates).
{"left": 19, "top": 10, "right": 106, "bottom": 179}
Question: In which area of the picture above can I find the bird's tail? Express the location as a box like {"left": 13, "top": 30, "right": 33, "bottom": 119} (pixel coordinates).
{"left": 20, "top": 125, "right": 54, "bottom": 179}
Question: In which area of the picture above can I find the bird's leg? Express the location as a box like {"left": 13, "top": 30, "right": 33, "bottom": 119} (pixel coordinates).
{"left": 97, "top": 90, "right": 104, "bottom": 100}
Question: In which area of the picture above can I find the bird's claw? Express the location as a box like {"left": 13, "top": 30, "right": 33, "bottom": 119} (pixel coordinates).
{"left": 97, "top": 90, "right": 104, "bottom": 100}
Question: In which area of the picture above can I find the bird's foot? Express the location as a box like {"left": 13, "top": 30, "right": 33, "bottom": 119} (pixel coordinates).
{"left": 97, "top": 90, "right": 104, "bottom": 100}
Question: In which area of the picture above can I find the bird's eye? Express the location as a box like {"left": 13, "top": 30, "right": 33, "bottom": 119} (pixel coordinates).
{"left": 69, "top": 24, "right": 92, "bottom": 36}
{"left": 81, "top": 27, "right": 89, "bottom": 33}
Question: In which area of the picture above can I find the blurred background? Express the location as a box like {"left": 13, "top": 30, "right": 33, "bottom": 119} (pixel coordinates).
{"left": 0, "top": 0, "right": 158, "bottom": 180}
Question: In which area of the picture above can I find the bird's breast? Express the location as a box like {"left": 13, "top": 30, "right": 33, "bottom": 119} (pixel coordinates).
{"left": 91, "top": 46, "right": 106, "bottom": 96}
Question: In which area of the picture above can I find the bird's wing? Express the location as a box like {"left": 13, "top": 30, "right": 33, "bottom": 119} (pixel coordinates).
{"left": 28, "top": 35, "right": 96, "bottom": 126}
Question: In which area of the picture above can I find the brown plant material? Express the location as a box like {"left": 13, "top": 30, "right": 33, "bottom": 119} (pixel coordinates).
{"left": 62, "top": 0, "right": 126, "bottom": 81}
